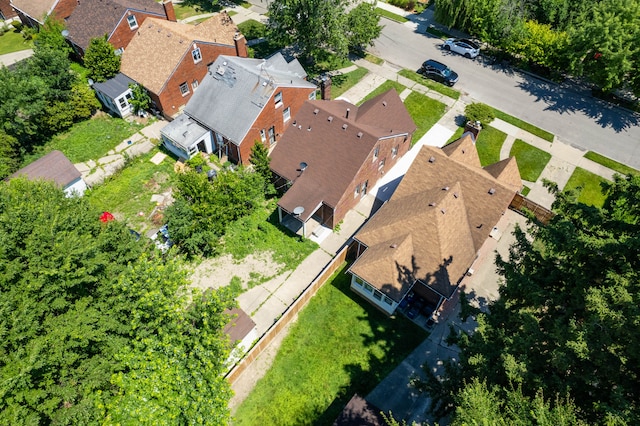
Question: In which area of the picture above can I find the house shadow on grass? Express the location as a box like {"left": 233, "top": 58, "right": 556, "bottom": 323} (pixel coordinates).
{"left": 311, "top": 263, "right": 429, "bottom": 425}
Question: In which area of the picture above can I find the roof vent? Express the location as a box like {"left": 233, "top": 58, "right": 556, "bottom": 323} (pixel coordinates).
{"left": 453, "top": 192, "right": 459, "bottom": 198}
{"left": 429, "top": 202, "right": 436, "bottom": 207}
{"left": 390, "top": 244, "right": 397, "bottom": 249}
{"left": 357, "top": 132, "right": 363, "bottom": 138}
{"left": 382, "top": 101, "right": 387, "bottom": 107}
{"left": 342, "top": 123, "right": 348, "bottom": 130}
{"left": 477, "top": 224, "right": 483, "bottom": 229}
{"left": 461, "top": 149, "right": 465, "bottom": 154}
{"left": 307, "top": 126, "right": 312, "bottom": 131}
{"left": 216, "top": 66, "right": 225, "bottom": 76}
{"left": 442, "top": 186, "right": 449, "bottom": 191}
{"left": 346, "top": 108, "right": 350, "bottom": 119}
{"left": 429, "top": 156, "right": 436, "bottom": 163}
{"left": 441, "top": 209, "right": 446, "bottom": 214}
{"left": 298, "top": 125, "right": 302, "bottom": 129}
{"left": 313, "top": 108, "right": 319, "bottom": 115}
{"left": 292, "top": 120, "right": 296, "bottom": 126}
{"left": 328, "top": 116, "right": 333, "bottom": 122}
{"left": 488, "top": 188, "right": 496, "bottom": 195}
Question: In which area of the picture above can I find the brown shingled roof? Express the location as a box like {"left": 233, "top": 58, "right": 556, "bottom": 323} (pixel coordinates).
{"left": 350, "top": 140, "right": 521, "bottom": 301}
{"left": 11, "top": 150, "right": 81, "bottom": 188}
{"left": 11, "top": 0, "right": 55, "bottom": 22}
{"left": 65, "top": 0, "right": 166, "bottom": 51}
{"left": 270, "top": 89, "right": 415, "bottom": 221}
{"left": 333, "top": 394, "right": 384, "bottom": 426}
{"left": 223, "top": 308, "right": 256, "bottom": 344}
{"left": 120, "top": 14, "right": 239, "bottom": 94}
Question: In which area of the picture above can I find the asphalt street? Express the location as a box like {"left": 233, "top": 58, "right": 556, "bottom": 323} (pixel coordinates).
{"left": 370, "top": 17, "right": 640, "bottom": 169}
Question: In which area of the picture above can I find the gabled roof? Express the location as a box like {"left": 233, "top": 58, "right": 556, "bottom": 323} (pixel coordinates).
{"left": 483, "top": 157, "right": 521, "bottom": 190}
{"left": 120, "top": 14, "right": 240, "bottom": 94}
{"left": 350, "top": 136, "right": 521, "bottom": 301}
{"left": 441, "top": 132, "right": 481, "bottom": 168}
{"left": 92, "top": 72, "right": 136, "bottom": 99}
{"left": 270, "top": 90, "right": 416, "bottom": 222}
{"left": 65, "top": 0, "right": 166, "bottom": 51}
{"left": 11, "top": 150, "right": 81, "bottom": 188}
{"left": 11, "top": 0, "right": 56, "bottom": 23}
{"left": 184, "top": 53, "right": 315, "bottom": 144}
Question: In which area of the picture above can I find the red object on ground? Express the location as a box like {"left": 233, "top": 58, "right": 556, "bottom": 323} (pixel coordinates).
{"left": 100, "top": 211, "right": 115, "bottom": 223}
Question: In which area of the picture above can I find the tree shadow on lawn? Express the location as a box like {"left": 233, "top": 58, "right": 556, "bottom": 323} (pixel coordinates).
{"left": 311, "top": 267, "right": 428, "bottom": 425}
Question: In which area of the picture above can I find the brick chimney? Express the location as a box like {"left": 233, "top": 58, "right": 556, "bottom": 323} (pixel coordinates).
{"left": 464, "top": 120, "right": 482, "bottom": 140}
{"left": 234, "top": 32, "right": 248, "bottom": 58}
{"left": 320, "top": 75, "right": 331, "bottom": 100}
{"left": 163, "top": 1, "right": 176, "bottom": 22}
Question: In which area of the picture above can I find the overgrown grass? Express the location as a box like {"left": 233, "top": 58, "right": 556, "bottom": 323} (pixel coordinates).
{"left": 330, "top": 67, "right": 369, "bottom": 98}
{"left": 404, "top": 91, "right": 446, "bottom": 142}
{"left": 86, "top": 149, "right": 177, "bottom": 232}
{"left": 476, "top": 126, "right": 507, "bottom": 166}
{"left": 398, "top": 69, "right": 461, "bottom": 100}
{"left": 563, "top": 167, "right": 609, "bottom": 207}
{"left": 376, "top": 7, "right": 409, "bottom": 22}
{"left": 223, "top": 199, "right": 317, "bottom": 270}
{"left": 492, "top": 109, "right": 554, "bottom": 142}
{"left": 233, "top": 263, "right": 428, "bottom": 425}
{"left": 0, "top": 30, "right": 31, "bottom": 55}
{"left": 509, "top": 139, "right": 551, "bottom": 182}
{"left": 237, "top": 19, "right": 266, "bottom": 40}
{"left": 358, "top": 80, "right": 406, "bottom": 105}
{"left": 521, "top": 185, "right": 531, "bottom": 196}
{"left": 70, "top": 62, "right": 91, "bottom": 81}
{"left": 24, "top": 115, "right": 144, "bottom": 165}
{"left": 307, "top": 51, "right": 353, "bottom": 77}
{"left": 584, "top": 151, "right": 638, "bottom": 176}
{"left": 364, "top": 53, "right": 384, "bottom": 65}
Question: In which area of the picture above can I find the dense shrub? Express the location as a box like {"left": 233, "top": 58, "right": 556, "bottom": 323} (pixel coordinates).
{"left": 464, "top": 102, "right": 495, "bottom": 127}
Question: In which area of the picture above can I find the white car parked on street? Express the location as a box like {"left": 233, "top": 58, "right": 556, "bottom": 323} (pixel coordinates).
{"left": 443, "top": 38, "right": 480, "bottom": 59}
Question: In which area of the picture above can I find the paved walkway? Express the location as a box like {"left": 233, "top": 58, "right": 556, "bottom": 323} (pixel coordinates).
{"left": 0, "top": 48, "right": 33, "bottom": 67}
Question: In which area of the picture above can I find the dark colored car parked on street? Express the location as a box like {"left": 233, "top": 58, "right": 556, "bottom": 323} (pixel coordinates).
{"left": 419, "top": 59, "right": 459, "bottom": 86}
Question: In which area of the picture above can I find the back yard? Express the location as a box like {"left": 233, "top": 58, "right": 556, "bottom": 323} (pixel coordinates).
{"left": 233, "top": 263, "right": 428, "bottom": 425}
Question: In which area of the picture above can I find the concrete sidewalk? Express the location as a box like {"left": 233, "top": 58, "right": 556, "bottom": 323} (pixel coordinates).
{"left": 0, "top": 49, "right": 33, "bottom": 67}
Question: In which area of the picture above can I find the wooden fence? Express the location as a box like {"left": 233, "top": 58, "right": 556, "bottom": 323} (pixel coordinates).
{"left": 509, "top": 193, "right": 555, "bottom": 224}
{"left": 225, "top": 243, "right": 352, "bottom": 384}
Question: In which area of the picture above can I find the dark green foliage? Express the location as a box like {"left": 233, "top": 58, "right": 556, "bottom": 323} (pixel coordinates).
{"left": 0, "top": 132, "right": 19, "bottom": 180}
{"left": 33, "top": 17, "right": 71, "bottom": 55}
{"left": 237, "top": 19, "right": 267, "bottom": 40}
{"left": 127, "top": 83, "right": 151, "bottom": 115}
{"left": 437, "top": 175, "right": 640, "bottom": 424}
{"left": 83, "top": 36, "right": 120, "bottom": 83}
{"left": 346, "top": 2, "right": 383, "bottom": 53}
{"left": 0, "top": 178, "right": 234, "bottom": 424}
{"left": 464, "top": 102, "right": 495, "bottom": 127}
{"left": 249, "top": 141, "right": 275, "bottom": 196}
{"left": 166, "top": 167, "right": 267, "bottom": 257}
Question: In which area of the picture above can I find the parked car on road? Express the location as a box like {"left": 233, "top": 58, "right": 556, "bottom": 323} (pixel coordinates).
{"left": 419, "top": 59, "right": 459, "bottom": 86}
{"left": 443, "top": 38, "right": 480, "bottom": 59}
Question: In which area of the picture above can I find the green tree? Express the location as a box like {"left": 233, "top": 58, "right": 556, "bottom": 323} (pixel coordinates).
{"left": 128, "top": 83, "right": 151, "bottom": 115}
{"left": 267, "top": 0, "right": 352, "bottom": 59}
{"left": 439, "top": 175, "right": 640, "bottom": 424}
{"left": 0, "top": 132, "right": 19, "bottom": 179}
{"left": 250, "top": 141, "right": 275, "bottom": 196}
{"left": 33, "top": 16, "right": 72, "bottom": 55}
{"left": 568, "top": 0, "right": 640, "bottom": 95}
{"left": 346, "top": 2, "right": 384, "bottom": 53}
{"left": 83, "top": 35, "right": 121, "bottom": 83}
{"left": 0, "top": 178, "right": 234, "bottom": 424}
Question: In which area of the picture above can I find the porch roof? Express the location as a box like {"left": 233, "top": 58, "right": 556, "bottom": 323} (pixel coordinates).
{"left": 161, "top": 113, "right": 209, "bottom": 150}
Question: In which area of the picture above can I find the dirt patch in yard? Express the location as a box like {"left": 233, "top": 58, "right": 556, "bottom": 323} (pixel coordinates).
{"left": 190, "top": 252, "right": 284, "bottom": 291}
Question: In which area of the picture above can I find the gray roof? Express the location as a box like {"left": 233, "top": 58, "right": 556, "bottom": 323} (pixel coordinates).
{"left": 92, "top": 73, "right": 136, "bottom": 99}
{"left": 11, "top": 150, "right": 81, "bottom": 188}
{"left": 184, "top": 53, "right": 316, "bottom": 145}
{"left": 161, "top": 113, "right": 210, "bottom": 150}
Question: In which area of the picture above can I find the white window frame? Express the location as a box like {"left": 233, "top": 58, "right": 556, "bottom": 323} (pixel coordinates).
{"left": 192, "top": 48, "right": 202, "bottom": 64}
{"left": 260, "top": 129, "right": 266, "bottom": 143}
{"left": 283, "top": 106, "right": 291, "bottom": 122}
{"left": 392, "top": 145, "right": 398, "bottom": 158}
{"left": 373, "top": 146, "right": 379, "bottom": 161}
{"left": 274, "top": 91, "right": 283, "bottom": 108}
{"left": 118, "top": 96, "right": 128, "bottom": 109}
{"left": 191, "top": 79, "right": 199, "bottom": 91}
{"left": 355, "top": 276, "right": 364, "bottom": 286}
{"left": 354, "top": 185, "right": 360, "bottom": 198}
{"left": 378, "top": 158, "right": 385, "bottom": 170}
{"left": 127, "top": 15, "right": 138, "bottom": 30}
{"left": 114, "top": 47, "right": 124, "bottom": 56}
{"left": 268, "top": 126, "right": 276, "bottom": 144}
{"left": 364, "top": 283, "right": 373, "bottom": 293}
{"left": 373, "top": 289, "right": 383, "bottom": 301}
{"left": 179, "top": 82, "right": 189, "bottom": 96}
{"left": 308, "top": 90, "right": 316, "bottom": 100}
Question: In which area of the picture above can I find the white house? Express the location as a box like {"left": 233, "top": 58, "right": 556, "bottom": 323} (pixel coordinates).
{"left": 11, "top": 150, "right": 88, "bottom": 196}
{"left": 160, "top": 113, "right": 214, "bottom": 160}
{"left": 92, "top": 73, "right": 137, "bottom": 118}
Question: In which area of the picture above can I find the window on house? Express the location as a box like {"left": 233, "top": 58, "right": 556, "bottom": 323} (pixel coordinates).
{"left": 118, "top": 96, "right": 128, "bottom": 109}
{"left": 379, "top": 158, "right": 385, "bottom": 170}
{"left": 373, "top": 290, "right": 383, "bottom": 301}
{"left": 392, "top": 145, "right": 398, "bottom": 158}
{"left": 274, "top": 91, "right": 283, "bottom": 107}
{"left": 373, "top": 146, "right": 379, "bottom": 160}
{"left": 192, "top": 79, "right": 199, "bottom": 90}
{"left": 283, "top": 106, "right": 291, "bottom": 122}
{"left": 383, "top": 296, "right": 393, "bottom": 305}
{"left": 354, "top": 185, "right": 360, "bottom": 198}
{"left": 364, "top": 283, "right": 373, "bottom": 293}
{"left": 308, "top": 90, "right": 316, "bottom": 100}
{"left": 192, "top": 48, "right": 202, "bottom": 63}
{"left": 114, "top": 47, "right": 124, "bottom": 56}
{"left": 179, "top": 82, "right": 189, "bottom": 96}
{"left": 361, "top": 180, "right": 368, "bottom": 195}
{"left": 268, "top": 126, "right": 276, "bottom": 144}
{"left": 127, "top": 15, "right": 138, "bottom": 29}
{"left": 260, "top": 129, "right": 266, "bottom": 142}
{"left": 354, "top": 276, "right": 364, "bottom": 286}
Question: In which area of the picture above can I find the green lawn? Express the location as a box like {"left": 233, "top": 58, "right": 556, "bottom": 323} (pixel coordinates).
{"left": 0, "top": 30, "right": 31, "bottom": 55}
{"left": 404, "top": 91, "right": 446, "bottom": 142}
{"left": 509, "top": 139, "right": 551, "bottom": 182}
{"left": 24, "top": 115, "right": 144, "bottom": 165}
{"left": 445, "top": 125, "right": 506, "bottom": 166}
{"left": 492, "top": 109, "right": 554, "bottom": 142}
{"left": 330, "top": 67, "right": 369, "bottom": 99}
{"left": 358, "top": 80, "right": 406, "bottom": 105}
{"left": 376, "top": 7, "right": 409, "bottom": 22}
{"left": 86, "top": 149, "right": 177, "bottom": 232}
{"left": 364, "top": 53, "right": 384, "bottom": 65}
{"left": 584, "top": 151, "right": 638, "bottom": 176}
{"left": 236, "top": 19, "right": 266, "bottom": 40}
{"left": 398, "top": 69, "right": 461, "bottom": 100}
{"left": 563, "top": 167, "right": 609, "bottom": 207}
{"left": 223, "top": 199, "right": 318, "bottom": 269}
{"left": 233, "top": 263, "right": 428, "bottom": 425}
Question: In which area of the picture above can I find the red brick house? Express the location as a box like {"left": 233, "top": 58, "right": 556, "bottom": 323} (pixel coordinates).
{"left": 63, "top": 0, "right": 176, "bottom": 56}
{"left": 270, "top": 89, "right": 417, "bottom": 237}
{"left": 348, "top": 134, "right": 522, "bottom": 316}
{"left": 120, "top": 14, "right": 247, "bottom": 119}
{"left": 162, "top": 53, "right": 316, "bottom": 163}
{"left": 1, "top": 0, "right": 18, "bottom": 21}
{"left": 10, "top": 0, "right": 75, "bottom": 26}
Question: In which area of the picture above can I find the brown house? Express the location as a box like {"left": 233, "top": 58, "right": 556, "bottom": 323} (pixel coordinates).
{"left": 270, "top": 89, "right": 416, "bottom": 237}
{"left": 120, "top": 14, "right": 247, "bottom": 119}
{"left": 163, "top": 53, "right": 316, "bottom": 164}
{"left": 10, "top": 0, "right": 76, "bottom": 26}
{"left": 348, "top": 134, "right": 521, "bottom": 316}
{"left": 1, "top": 0, "right": 18, "bottom": 21}
{"left": 64, "top": 0, "right": 176, "bottom": 56}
